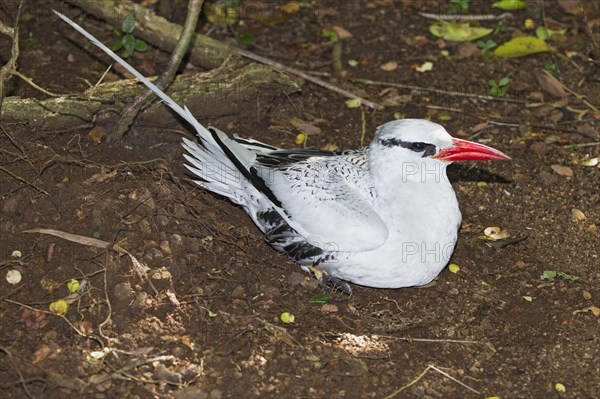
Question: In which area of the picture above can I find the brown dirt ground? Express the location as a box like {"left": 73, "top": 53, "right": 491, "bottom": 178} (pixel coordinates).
{"left": 1, "top": 1, "right": 599, "bottom": 398}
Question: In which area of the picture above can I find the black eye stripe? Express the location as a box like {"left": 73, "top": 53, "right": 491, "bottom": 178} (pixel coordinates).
{"left": 410, "top": 142, "right": 426, "bottom": 151}
{"left": 378, "top": 138, "right": 437, "bottom": 157}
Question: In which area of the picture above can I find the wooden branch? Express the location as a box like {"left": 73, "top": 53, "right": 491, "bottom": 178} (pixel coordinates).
{"left": 0, "top": 0, "right": 24, "bottom": 113}
{"left": 61, "top": 0, "right": 233, "bottom": 70}
{"left": 0, "top": 60, "right": 303, "bottom": 129}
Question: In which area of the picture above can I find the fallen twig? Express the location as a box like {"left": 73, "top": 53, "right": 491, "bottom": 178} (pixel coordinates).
{"left": 0, "top": 0, "right": 24, "bottom": 111}
{"left": 419, "top": 12, "right": 513, "bottom": 21}
{"left": 0, "top": 166, "right": 49, "bottom": 196}
{"left": 384, "top": 364, "right": 480, "bottom": 399}
{"left": 542, "top": 70, "right": 599, "bottom": 113}
{"left": 378, "top": 335, "right": 486, "bottom": 344}
{"left": 0, "top": 345, "right": 34, "bottom": 399}
{"left": 22, "top": 228, "right": 158, "bottom": 296}
{"left": 236, "top": 47, "right": 382, "bottom": 110}
{"left": 355, "top": 78, "right": 527, "bottom": 104}
{"left": 11, "top": 70, "right": 66, "bottom": 97}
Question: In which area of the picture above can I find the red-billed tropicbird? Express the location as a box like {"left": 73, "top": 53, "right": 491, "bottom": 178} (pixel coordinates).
{"left": 55, "top": 11, "right": 510, "bottom": 291}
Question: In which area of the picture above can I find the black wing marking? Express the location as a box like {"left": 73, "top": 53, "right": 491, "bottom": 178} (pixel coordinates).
{"left": 208, "top": 128, "right": 282, "bottom": 207}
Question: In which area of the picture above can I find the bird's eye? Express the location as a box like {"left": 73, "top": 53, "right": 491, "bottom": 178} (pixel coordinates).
{"left": 410, "top": 142, "right": 427, "bottom": 152}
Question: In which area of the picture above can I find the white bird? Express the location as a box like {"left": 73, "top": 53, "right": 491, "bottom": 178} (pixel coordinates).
{"left": 55, "top": 11, "right": 510, "bottom": 291}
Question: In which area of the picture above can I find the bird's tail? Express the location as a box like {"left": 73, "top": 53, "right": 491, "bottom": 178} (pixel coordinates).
{"left": 53, "top": 10, "right": 255, "bottom": 205}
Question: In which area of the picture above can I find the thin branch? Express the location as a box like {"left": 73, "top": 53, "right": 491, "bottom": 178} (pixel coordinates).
{"left": 0, "top": 345, "right": 34, "bottom": 399}
{"left": 22, "top": 228, "right": 158, "bottom": 296}
{"left": 110, "top": 0, "right": 205, "bottom": 141}
{"left": 11, "top": 70, "right": 66, "bottom": 97}
{"left": 419, "top": 12, "right": 513, "bottom": 21}
{"left": 355, "top": 78, "right": 527, "bottom": 104}
{"left": 576, "top": 0, "right": 600, "bottom": 63}
{"left": 237, "top": 47, "right": 382, "bottom": 110}
{"left": 0, "top": 166, "right": 49, "bottom": 196}
{"left": 384, "top": 364, "right": 481, "bottom": 399}
{"left": 383, "top": 365, "right": 431, "bottom": 399}
{"left": 429, "top": 364, "right": 481, "bottom": 394}
{"left": 0, "top": 0, "right": 24, "bottom": 112}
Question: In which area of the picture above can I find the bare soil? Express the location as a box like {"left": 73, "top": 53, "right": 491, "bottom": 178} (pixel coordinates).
{"left": 1, "top": 1, "right": 599, "bottom": 398}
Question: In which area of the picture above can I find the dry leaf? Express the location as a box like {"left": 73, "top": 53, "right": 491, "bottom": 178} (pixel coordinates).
{"left": 321, "top": 304, "right": 339, "bottom": 313}
{"left": 536, "top": 73, "right": 567, "bottom": 98}
{"left": 289, "top": 117, "right": 322, "bottom": 136}
{"left": 321, "top": 143, "right": 339, "bottom": 151}
{"left": 80, "top": 320, "right": 93, "bottom": 335}
{"left": 181, "top": 335, "right": 195, "bottom": 350}
{"left": 557, "top": 0, "right": 581, "bottom": 15}
{"left": 573, "top": 306, "right": 600, "bottom": 317}
{"left": 576, "top": 124, "right": 598, "bottom": 138}
{"left": 380, "top": 61, "right": 398, "bottom": 71}
{"left": 21, "top": 308, "right": 49, "bottom": 331}
{"left": 415, "top": 61, "right": 433, "bottom": 72}
{"left": 330, "top": 25, "right": 352, "bottom": 40}
{"left": 472, "top": 121, "right": 489, "bottom": 133}
{"left": 457, "top": 42, "right": 479, "bottom": 57}
{"left": 551, "top": 165, "right": 573, "bottom": 177}
{"left": 32, "top": 345, "right": 52, "bottom": 364}
{"left": 88, "top": 128, "right": 106, "bottom": 143}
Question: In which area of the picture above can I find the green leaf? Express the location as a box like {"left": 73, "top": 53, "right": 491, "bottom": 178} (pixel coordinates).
{"left": 345, "top": 98, "right": 362, "bottom": 108}
{"left": 536, "top": 27, "right": 550, "bottom": 40}
{"left": 540, "top": 270, "right": 557, "bottom": 280}
{"left": 429, "top": 21, "right": 492, "bottom": 42}
{"left": 544, "top": 63, "right": 559, "bottom": 77}
{"left": 122, "top": 34, "right": 135, "bottom": 57}
{"left": 134, "top": 39, "right": 148, "bottom": 52}
{"left": 540, "top": 270, "right": 580, "bottom": 281}
{"left": 122, "top": 12, "right": 136, "bottom": 34}
{"left": 494, "top": 36, "right": 550, "bottom": 58}
{"left": 239, "top": 34, "right": 254, "bottom": 45}
{"left": 309, "top": 293, "right": 331, "bottom": 305}
{"left": 556, "top": 272, "right": 580, "bottom": 281}
{"left": 450, "top": 0, "right": 470, "bottom": 13}
{"left": 536, "top": 26, "right": 567, "bottom": 40}
{"left": 111, "top": 40, "right": 123, "bottom": 52}
{"left": 492, "top": 0, "right": 527, "bottom": 11}
{"left": 498, "top": 77, "right": 510, "bottom": 86}
{"left": 322, "top": 29, "right": 339, "bottom": 43}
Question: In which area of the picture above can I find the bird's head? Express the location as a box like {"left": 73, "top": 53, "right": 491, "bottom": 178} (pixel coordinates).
{"left": 371, "top": 119, "right": 510, "bottom": 162}
{"left": 369, "top": 119, "right": 510, "bottom": 184}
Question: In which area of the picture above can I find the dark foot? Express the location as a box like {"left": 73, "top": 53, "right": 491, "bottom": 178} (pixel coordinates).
{"left": 307, "top": 264, "right": 353, "bottom": 294}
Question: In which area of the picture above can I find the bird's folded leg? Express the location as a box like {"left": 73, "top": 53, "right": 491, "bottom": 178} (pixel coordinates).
{"left": 306, "top": 264, "right": 353, "bottom": 294}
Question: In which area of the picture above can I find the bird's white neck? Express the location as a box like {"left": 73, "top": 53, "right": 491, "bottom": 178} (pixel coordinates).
{"left": 369, "top": 155, "right": 460, "bottom": 235}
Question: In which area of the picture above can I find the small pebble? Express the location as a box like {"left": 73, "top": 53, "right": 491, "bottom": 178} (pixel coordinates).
{"left": 321, "top": 304, "right": 338, "bottom": 314}
{"left": 571, "top": 208, "right": 586, "bottom": 221}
